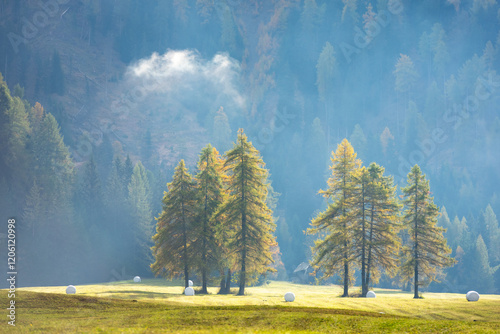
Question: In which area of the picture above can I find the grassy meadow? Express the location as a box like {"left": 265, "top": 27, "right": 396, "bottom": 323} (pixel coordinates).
{"left": 1, "top": 280, "right": 499, "bottom": 333}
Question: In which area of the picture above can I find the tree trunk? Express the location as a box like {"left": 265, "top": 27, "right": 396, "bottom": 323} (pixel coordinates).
{"left": 366, "top": 205, "right": 375, "bottom": 294}
{"left": 225, "top": 269, "right": 231, "bottom": 294}
{"left": 181, "top": 182, "right": 189, "bottom": 289}
{"left": 413, "top": 178, "right": 419, "bottom": 299}
{"left": 361, "top": 187, "right": 367, "bottom": 297}
{"left": 414, "top": 258, "right": 419, "bottom": 298}
{"left": 342, "top": 181, "right": 349, "bottom": 297}
{"left": 239, "top": 242, "right": 246, "bottom": 295}
{"left": 201, "top": 266, "right": 207, "bottom": 293}
{"left": 414, "top": 226, "right": 419, "bottom": 298}
{"left": 343, "top": 257, "right": 349, "bottom": 297}
{"left": 201, "top": 184, "right": 208, "bottom": 294}
{"left": 238, "top": 156, "right": 246, "bottom": 296}
{"left": 218, "top": 271, "right": 226, "bottom": 294}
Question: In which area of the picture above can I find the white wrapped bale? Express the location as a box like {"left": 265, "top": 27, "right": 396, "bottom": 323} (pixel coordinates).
{"left": 284, "top": 292, "right": 295, "bottom": 302}
{"left": 133, "top": 276, "right": 141, "bottom": 283}
{"left": 185, "top": 287, "right": 195, "bottom": 296}
{"left": 466, "top": 291, "right": 480, "bottom": 302}
{"left": 366, "top": 291, "right": 376, "bottom": 298}
{"left": 66, "top": 285, "right": 76, "bottom": 294}
{"left": 188, "top": 280, "right": 193, "bottom": 287}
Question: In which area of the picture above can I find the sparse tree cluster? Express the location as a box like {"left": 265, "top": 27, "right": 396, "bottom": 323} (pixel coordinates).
{"left": 151, "top": 129, "right": 277, "bottom": 295}
{"left": 309, "top": 139, "right": 454, "bottom": 298}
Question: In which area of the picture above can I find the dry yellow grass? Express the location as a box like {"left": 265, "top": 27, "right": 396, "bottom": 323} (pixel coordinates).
{"left": 17, "top": 279, "right": 500, "bottom": 321}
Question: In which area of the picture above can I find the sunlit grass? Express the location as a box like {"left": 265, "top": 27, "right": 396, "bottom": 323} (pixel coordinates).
{"left": 1, "top": 280, "right": 498, "bottom": 333}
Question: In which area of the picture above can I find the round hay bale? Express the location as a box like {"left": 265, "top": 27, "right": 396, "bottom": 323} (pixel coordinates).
{"left": 133, "top": 276, "right": 141, "bottom": 283}
{"left": 466, "top": 291, "right": 480, "bottom": 302}
{"left": 185, "top": 287, "right": 195, "bottom": 296}
{"left": 188, "top": 280, "right": 193, "bottom": 287}
{"left": 366, "top": 291, "right": 376, "bottom": 298}
{"left": 66, "top": 285, "right": 76, "bottom": 294}
{"left": 284, "top": 292, "right": 295, "bottom": 302}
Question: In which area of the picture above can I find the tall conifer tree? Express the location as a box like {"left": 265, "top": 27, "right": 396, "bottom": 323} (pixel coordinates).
{"left": 401, "top": 165, "right": 454, "bottom": 298}
{"left": 308, "top": 139, "right": 360, "bottom": 297}
{"left": 363, "top": 163, "right": 401, "bottom": 294}
{"left": 221, "top": 129, "right": 275, "bottom": 295}
{"left": 151, "top": 160, "right": 197, "bottom": 288}
{"left": 194, "top": 144, "right": 226, "bottom": 293}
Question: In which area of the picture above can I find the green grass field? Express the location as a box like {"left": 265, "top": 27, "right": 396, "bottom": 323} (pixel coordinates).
{"left": 1, "top": 280, "right": 499, "bottom": 333}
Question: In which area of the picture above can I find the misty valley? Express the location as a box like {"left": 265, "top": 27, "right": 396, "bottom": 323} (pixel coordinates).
{"left": 1, "top": 0, "right": 500, "bottom": 333}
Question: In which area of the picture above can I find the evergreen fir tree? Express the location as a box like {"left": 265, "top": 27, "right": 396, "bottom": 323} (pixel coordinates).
{"left": 23, "top": 180, "right": 43, "bottom": 239}
{"left": 470, "top": 235, "right": 496, "bottom": 293}
{"left": 122, "top": 154, "right": 134, "bottom": 190}
{"left": 481, "top": 205, "right": 500, "bottom": 265}
{"left": 105, "top": 156, "right": 127, "bottom": 234}
{"left": 80, "top": 156, "right": 103, "bottom": 229}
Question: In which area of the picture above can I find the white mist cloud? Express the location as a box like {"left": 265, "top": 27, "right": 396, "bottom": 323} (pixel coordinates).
{"left": 125, "top": 50, "right": 245, "bottom": 108}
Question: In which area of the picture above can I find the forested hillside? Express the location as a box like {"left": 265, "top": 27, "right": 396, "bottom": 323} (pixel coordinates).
{"left": 0, "top": 0, "right": 499, "bottom": 292}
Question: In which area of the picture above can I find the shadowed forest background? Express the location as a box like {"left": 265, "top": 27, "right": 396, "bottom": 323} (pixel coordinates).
{"left": 0, "top": 0, "right": 499, "bottom": 293}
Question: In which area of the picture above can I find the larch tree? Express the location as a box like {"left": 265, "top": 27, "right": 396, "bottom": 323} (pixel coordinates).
{"left": 308, "top": 138, "right": 361, "bottom": 297}
{"left": 151, "top": 160, "right": 197, "bottom": 288}
{"left": 363, "top": 163, "right": 401, "bottom": 295}
{"left": 221, "top": 129, "right": 276, "bottom": 295}
{"left": 351, "top": 166, "right": 371, "bottom": 296}
{"left": 194, "top": 144, "right": 226, "bottom": 294}
{"left": 213, "top": 187, "right": 235, "bottom": 294}
{"left": 401, "top": 165, "right": 455, "bottom": 298}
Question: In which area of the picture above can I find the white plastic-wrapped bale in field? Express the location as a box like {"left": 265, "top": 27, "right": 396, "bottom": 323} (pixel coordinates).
{"left": 133, "top": 276, "right": 141, "bottom": 283}
{"left": 284, "top": 292, "right": 295, "bottom": 302}
{"left": 188, "top": 280, "right": 193, "bottom": 287}
{"left": 466, "top": 291, "right": 480, "bottom": 302}
{"left": 366, "top": 291, "right": 376, "bottom": 298}
{"left": 66, "top": 285, "right": 76, "bottom": 294}
{"left": 185, "top": 287, "right": 195, "bottom": 296}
